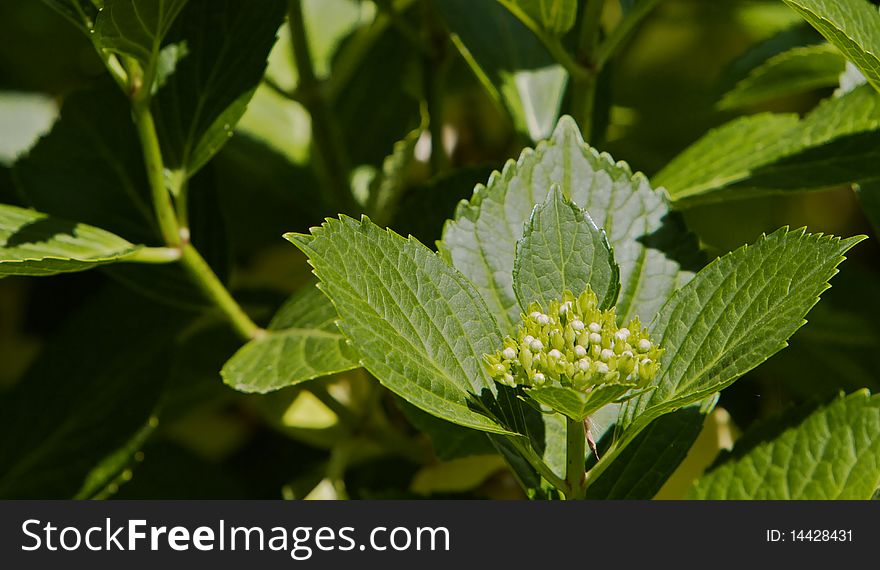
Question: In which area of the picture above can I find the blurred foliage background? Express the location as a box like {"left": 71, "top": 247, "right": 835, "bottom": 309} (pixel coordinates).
{"left": 1, "top": 0, "right": 878, "bottom": 499}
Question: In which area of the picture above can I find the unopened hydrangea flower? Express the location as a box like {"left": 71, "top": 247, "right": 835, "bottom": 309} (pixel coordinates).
{"left": 483, "top": 288, "right": 663, "bottom": 392}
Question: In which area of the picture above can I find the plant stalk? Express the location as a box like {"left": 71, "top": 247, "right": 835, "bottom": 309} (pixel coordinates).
{"left": 288, "top": 0, "right": 357, "bottom": 214}
{"left": 569, "top": 0, "right": 605, "bottom": 140}
{"left": 565, "top": 417, "right": 587, "bottom": 499}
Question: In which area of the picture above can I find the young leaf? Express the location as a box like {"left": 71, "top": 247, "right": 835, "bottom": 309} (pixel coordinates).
{"left": 621, "top": 228, "right": 864, "bottom": 432}
{"left": 527, "top": 384, "right": 646, "bottom": 422}
{"left": 689, "top": 391, "right": 880, "bottom": 499}
{"left": 718, "top": 43, "right": 846, "bottom": 109}
{"left": 513, "top": 185, "right": 620, "bottom": 311}
{"left": 435, "top": 0, "right": 567, "bottom": 141}
{"left": 286, "top": 216, "right": 514, "bottom": 435}
{"left": 153, "top": 0, "right": 287, "bottom": 177}
{"left": 0, "top": 286, "right": 189, "bottom": 499}
{"left": 441, "top": 115, "right": 700, "bottom": 333}
{"left": 0, "top": 204, "right": 141, "bottom": 277}
{"left": 222, "top": 284, "right": 360, "bottom": 394}
{"left": 659, "top": 85, "right": 880, "bottom": 206}
{"left": 783, "top": 0, "right": 880, "bottom": 93}
{"left": 95, "top": 0, "right": 189, "bottom": 71}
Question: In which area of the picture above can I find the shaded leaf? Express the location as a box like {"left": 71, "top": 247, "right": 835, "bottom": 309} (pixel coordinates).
{"left": 500, "top": 0, "right": 577, "bottom": 35}
{"left": 718, "top": 43, "right": 846, "bottom": 109}
{"left": 287, "top": 216, "right": 513, "bottom": 434}
{"left": 154, "top": 0, "right": 287, "bottom": 177}
{"left": 94, "top": 0, "right": 188, "bottom": 71}
{"left": 222, "top": 284, "right": 360, "bottom": 394}
{"left": 690, "top": 391, "right": 880, "bottom": 499}
{"left": 0, "top": 92, "right": 58, "bottom": 166}
{"left": 513, "top": 185, "right": 620, "bottom": 311}
{"left": 0, "top": 204, "right": 141, "bottom": 277}
{"left": 436, "top": 0, "right": 567, "bottom": 141}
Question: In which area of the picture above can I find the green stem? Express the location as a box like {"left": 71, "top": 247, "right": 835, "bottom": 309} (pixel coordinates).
{"left": 132, "top": 102, "right": 182, "bottom": 248}
{"left": 288, "top": 0, "right": 356, "bottom": 214}
{"left": 179, "top": 243, "right": 263, "bottom": 341}
{"left": 565, "top": 417, "right": 587, "bottom": 499}
{"left": 509, "top": 436, "right": 570, "bottom": 494}
{"left": 125, "top": 246, "right": 182, "bottom": 264}
{"left": 595, "top": 0, "right": 662, "bottom": 69}
{"left": 569, "top": 0, "right": 605, "bottom": 140}
{"left": 423, "top": 0, "right": 450, "bottom": 175}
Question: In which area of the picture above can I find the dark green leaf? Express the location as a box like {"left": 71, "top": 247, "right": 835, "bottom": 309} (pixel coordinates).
{"left": 0, "top": 286, "right": 189, "bottom": 498}
{"left": 154, "top": 0, "right": 287, "bottom": 177}
{"left": 95, "top": 0, "right": 189, "bottom": 70}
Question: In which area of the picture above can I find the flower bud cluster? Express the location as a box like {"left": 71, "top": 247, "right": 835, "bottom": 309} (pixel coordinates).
{"left": 484, "top": 288, "right": 663, "bottom": 392}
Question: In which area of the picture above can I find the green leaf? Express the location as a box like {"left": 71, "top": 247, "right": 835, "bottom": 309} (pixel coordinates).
{"left": 436, "top": 0, "right": 568, "bottom": 141}
{"left": 395, "top": 398, "right": 498, "bottom": 460}
{"left": 222, "top": 284, "right": 360, "bottom": 394}
{"left": 441, "top": 115, "right": 700, "bottom": 334}
{"left": 621, "top": 228, "right": 864, "bottom": 432}
{"left": 286, "top": 216, "right": 513, "bottom": 435}
{"left": 783, "top": 0, "right": 880, "bottom": 93}
{"left": 527, "top": 384, "right": 648, "bottom": 422}
{"left": 0, "top": 286, "right": 189, "bottom": 498}
{"left": 689, "top": 391, "right": 880, "bottom": 499}
{"left": 500, "top": 0, "right": 577, "bottom": 35}
{"left": 40, "top": 0, "right": 99, "bottom": 32}
{"left": 14, "top": 87, "right": 158, "bottom": 244}
{"left": 94, "top": 0, "right": 189, "bottom": 70}
{"left": 718, "top": 43, "right": 846, "bottom": 109}
{"left": 513, "top": 185, "right": 620, "bottom": 311}
{"left": 153, "top": 0, "right": 287, "bottom": 177}
{"left": 659, "top": 85, "right": 880, "bottom": 206}
{"left": 585, "top": 402, "right": 712, "bottom": 499}
{"left": 0, "top": 204, "right": 141, "bottom": 277}
{"left": 0, "top": 92, "right": 58, "bottom": 166}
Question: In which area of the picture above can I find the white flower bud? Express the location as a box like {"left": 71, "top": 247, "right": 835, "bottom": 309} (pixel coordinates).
{"left": 560, "top": 301, "right": 572, "bottom": 314}
{"left": 595, "top": 362, "right": 609, "bottom": 374}
{"left": 577, "top": 359, "right": 591, "bottom": 372}
{"left": 588, "top": 322, "right": 601, "bottom": 333}
{"left": 622, "top": 350, "right": 633, "bottom": 359}
{"left": 615, "top": 328, "right": 631, "bottom": 341}
{"left": 530, "top": 339, "right": 544, "bottom": 352}
{"left": 574, "top": 345, "right": 587, "bottom": 358}
{"left": 502, "top": 347, "right": 517, "bottom": 360}
{"left": 570, "top": 319, "right": 585, "bottom": 331}
{"left": 524, "top": 335, "right": 535, "bottom": 345}
{"left": 589, "top": 332, "right": 602, "bottom": 345}
{"left": 529, "top": 311, "right": 542, "bottom": 320}
{"left": 548, "top": 349, "right": 562, "bottom": 359}
{"left": 637, "top": 339, "right": 652, "bottom": 353}
{"left": 537, "top": 314, "right": 550, "bottom": 325}
{"left": 600, "top": 348, "right": 614, "bottom": 361}
{"left": 533, "top": 372, "right": 546, "bottom": 383}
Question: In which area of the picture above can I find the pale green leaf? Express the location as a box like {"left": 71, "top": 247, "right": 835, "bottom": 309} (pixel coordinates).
{"left": 783, "top": 0, "right": 880, "bottom": 93}
{"left": 513, "top": 185, "right": 620, "bottom": 311}
{"left": 659, "top": 85, "right": 880, "bottom": 205}
{"left": 0, "top": 204, "right": 141, "bottom": 277}
{"left": 441, "top": 115, "right": 700, "bottom": 334}
{"left": 286, "top": 216, "right": 514, "bottom": 435}
{"left": 436, "top": 0, "right": 567, "bottom": 141}
{"left": 690, "top": 391, "right": 880, "bottom": 499}
{"left": 153, "top": 0, "right": 286, "bottom": 177}
{"left": 500, "top": 0, "right": 577, "bottom": 35}
{"left": 719, "top": 43, "right": 846, "bottom": 109}
{"left": 0, "top": 92, "right": 58, "bottom": 166}
{"left": 221, "top": 284, "right": 359, "bottom": 394}
{"left": 621, "top": 228, "right": 864, "bottom": 432}
{"left": 95, "top": 0, "right": 189, "bottom": 69}
{"left": 410, "top": 455, "right": 507, "bottom": 495}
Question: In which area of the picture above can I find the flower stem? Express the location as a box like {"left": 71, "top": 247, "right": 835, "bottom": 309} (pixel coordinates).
{"left": 565, "top": 416, "right": 587, "bottom": 499}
